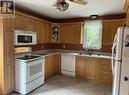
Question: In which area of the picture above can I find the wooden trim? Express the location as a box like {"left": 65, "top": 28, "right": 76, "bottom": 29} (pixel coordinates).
{"left": 52, "top": 14, "right": 126, "bottom": 23}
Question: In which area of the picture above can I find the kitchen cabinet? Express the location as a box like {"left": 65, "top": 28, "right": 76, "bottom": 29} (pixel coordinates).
{"left": 98, "top": 58, "right": 112, "bottom": 83}
{"left": 60, "top": 22, "right": 83, "bottom": 44}
{"left": 0, "top": 18, "right": 14, "bottom": 95}
{"left": 45, "top": 54, "right": 61, "bottom": 79}
{"left": 102, "top": 19, "right": 126, "bottom": 45}
{"left": 76, "top": 56, "right": 112, "bottom": 83}
{"left": 3, "top": 18, "right": 14, "bottom": 32}
{"left": 35, "top": 20, "right": 51, "bottom": 43}
{"left": 25, "top": 17, "right": 35, "bottom": 31}
{"left": 76, "top": 57, "right": 98, "bottom": 80}
{"left": 46, "top": 23, "right": 52, "bottom": 43}
{"left": 4, "top": 61, "right": 14, "bottom": 94}
{"left": 15, "top": 14, "right": 27, "bottom": 30}
{"left": 61, "top": 54, "right": 76, "bottom": 77}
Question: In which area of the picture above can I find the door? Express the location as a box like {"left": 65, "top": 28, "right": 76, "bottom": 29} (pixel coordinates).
{"left": 119, "top": 27, "right": 129, "bottom": 95}
{"left": 112, "top": 27, "right": 123, "bottom": 95}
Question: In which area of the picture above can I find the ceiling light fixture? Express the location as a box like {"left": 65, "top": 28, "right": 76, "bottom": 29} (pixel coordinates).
{"left": 53, "top": 0, "right": 87, "bottom": 12}
{"left": 54, "top": 0, "right": 69, "bottom": 11}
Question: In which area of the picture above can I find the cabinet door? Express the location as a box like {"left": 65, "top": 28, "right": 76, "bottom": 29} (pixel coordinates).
{"left": 46, "top": 23, "right": 52, "bottom": 43}
{"left": 15, "top": 15, "right": 26, "bottom": 30}
{"left": 4, "top": 31, "right": 14, "bottom": 62}
{"left": 60, "top": 24, "right": 66, "bottom": 43}
{"left": 76, "top": 56, "right": 97, "bottom": 80}
{"left": 103, "top": 20, "right": 126, "bottom": 45}
{"left": 84, "top": 57, "right": 98, "bottom": 80}
{"left": 76, "top": 57, "right": 85, "bottom": 78}
{"left": 36, "top": 20, "right": 47, "bottom": 43}
{"left": 25, "top": 17, "right": 35, "bottom": 31}
{"left": 4, "top": 61, "right": 14, "bottom": 94}
{"left": 72, "top": 24, "right": 82, "bottom": 44}
{"left": 45, "top": 54, "right": 61, "bottom": 79}
{"left": 98, "top": 58, "right": 112, "bottom": 83}
{"left": 4, "top": 18, "right": 14, "bottom": 32}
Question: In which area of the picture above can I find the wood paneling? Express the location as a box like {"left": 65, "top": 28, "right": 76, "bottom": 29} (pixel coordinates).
{"left": 45, "top": 54, "right": 61, "bottom": 79}
{"left": 76, "top": 56, "right": 112, "bottom": 83}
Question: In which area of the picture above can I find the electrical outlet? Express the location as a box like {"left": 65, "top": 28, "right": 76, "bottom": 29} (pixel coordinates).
{"left": 63, "top": 45, "right": 65, "bottom": 49}
{"left": 42, "top": 45, "right": 44, "bottom": 49}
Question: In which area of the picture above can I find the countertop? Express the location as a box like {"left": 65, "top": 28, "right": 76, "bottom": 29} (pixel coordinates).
{"left": 31, "top": 49, "right": 112, "bottom": 59}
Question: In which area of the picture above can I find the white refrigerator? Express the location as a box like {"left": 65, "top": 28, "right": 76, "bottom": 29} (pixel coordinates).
{"left": 112, "top": 27, "right": 129, "bottom": 95}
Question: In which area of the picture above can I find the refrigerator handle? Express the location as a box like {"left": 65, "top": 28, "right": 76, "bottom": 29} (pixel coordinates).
{"left": 111, "top": 48, "right": 115, "bottom": 75}
{"left": 111, "top": 33, "right": 117, "bottom": 76}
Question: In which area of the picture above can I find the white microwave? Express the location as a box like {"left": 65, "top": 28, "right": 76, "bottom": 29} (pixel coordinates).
{"left": 14, "top": 30, "right": 37, "bottom": 46}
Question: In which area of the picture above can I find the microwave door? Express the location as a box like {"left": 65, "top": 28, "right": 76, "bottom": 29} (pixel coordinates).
{"left": 18, "top": 35, "right": 32, "bottom": 43}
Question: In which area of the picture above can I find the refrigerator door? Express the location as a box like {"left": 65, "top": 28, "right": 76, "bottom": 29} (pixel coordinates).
{"left": 112, "top": 27, "right": 124, "bottom": 95}
{"left": 112, "top": 61, "right": 121, "bottom": 95}
{"left": 119, "top": 27, "right": 129, "bottom": 95}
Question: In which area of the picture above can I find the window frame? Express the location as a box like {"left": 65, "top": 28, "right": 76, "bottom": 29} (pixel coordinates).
{"left": 83, "top": 20, "right": 103, "bottom": 50}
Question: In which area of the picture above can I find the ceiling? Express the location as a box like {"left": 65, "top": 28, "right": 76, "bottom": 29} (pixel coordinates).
{"left": 15, "top": 0, "right": 126, "bottom": 19}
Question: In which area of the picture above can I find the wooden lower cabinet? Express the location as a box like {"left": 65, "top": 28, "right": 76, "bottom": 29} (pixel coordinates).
{"left": 98, "top": 58, "right": 112, "bottom": 83}
{"left": 4, "top": 61, "right": 14, "bottom": 94}
{"left": 76, "top": 56, "right": 112, "bottom": 83}
{"left": 45, "top": 54, "right": 61, "bottom": 79}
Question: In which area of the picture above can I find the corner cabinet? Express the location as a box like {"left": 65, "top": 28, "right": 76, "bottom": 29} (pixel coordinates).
{"left": 0, "top": 18, "right": 14, "bottom": 95}
{"left": 60, "top": 22, "right": 83, "bottom": 44}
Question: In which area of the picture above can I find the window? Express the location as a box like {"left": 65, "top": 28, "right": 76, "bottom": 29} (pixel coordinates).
{"left": 83, "top": 20, "right": 102, "bottom": 49}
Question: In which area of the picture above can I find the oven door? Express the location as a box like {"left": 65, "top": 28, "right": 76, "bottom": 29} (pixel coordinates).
{"left": 26, "top": 58, "right": 44, "bottom": 83}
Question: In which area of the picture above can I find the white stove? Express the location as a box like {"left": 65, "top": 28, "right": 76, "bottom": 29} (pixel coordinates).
{"left": 15, "top": 47, "right": 45, "bottom": 94}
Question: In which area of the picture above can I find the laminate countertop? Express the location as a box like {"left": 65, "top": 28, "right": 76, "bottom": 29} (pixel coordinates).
{"left": 32, "top": 49, "right": 112, "bottom": 59}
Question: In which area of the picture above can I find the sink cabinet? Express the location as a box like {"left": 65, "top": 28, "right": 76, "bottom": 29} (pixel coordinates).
{"left": 76, "top": 56, "right": 112, "bottom": 83}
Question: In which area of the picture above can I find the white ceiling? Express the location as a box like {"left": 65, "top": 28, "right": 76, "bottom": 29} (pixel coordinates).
{"left": 15, "top": 0, "right": 126, "bottom": 19}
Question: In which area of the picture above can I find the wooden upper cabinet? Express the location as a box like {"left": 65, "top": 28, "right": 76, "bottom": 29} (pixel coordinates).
{"left": 4, "top": 31, "right": 14, "bottom": 62}
{"left": 102, "top": 19, "right": 126, "bottom": 45}
{"left": 15, "top": 14, "right": 26, "bottom": 30}
{"left": 46, "top": 23, "right": 52, "bottom": 43}
{"left": 35, "top": 19, "right": 51, "bottom": 44}
{"left": 25, "top": 17, "right": 35, "bottom": 31}
{"left": 60, "top": 24, "right": 66, "bottom": 43}
{"left": 60, "top": 22, "right": 83, "bottom": 44}
{"left": 3, "top": 18, "right": 14, "bottom": 32}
